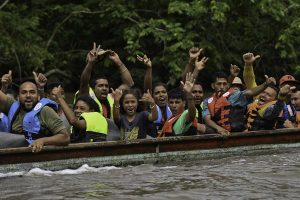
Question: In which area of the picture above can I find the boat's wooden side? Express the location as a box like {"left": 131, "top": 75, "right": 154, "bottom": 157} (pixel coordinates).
{"left": 1, "top": 128, "right": 300, "bottom": 167}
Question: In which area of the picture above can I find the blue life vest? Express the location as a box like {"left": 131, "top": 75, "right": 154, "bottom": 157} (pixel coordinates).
{"left": 277, "top": 102, "right": 296, "bottom": 128}
{"left": 154, "top": 104, "right": 172, "bottom": 130}
{"left": 0, "top": 113, "right": 9, "bottom": 132}
{"left": 7, "top": 98, "right": 58, "bottom": 144}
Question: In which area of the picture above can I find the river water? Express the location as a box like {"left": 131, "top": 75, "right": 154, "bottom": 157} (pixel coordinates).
{"left": 1, "top": 148, "right": 300, "bottom": 200}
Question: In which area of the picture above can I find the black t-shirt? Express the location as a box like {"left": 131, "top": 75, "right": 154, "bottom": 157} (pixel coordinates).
{"left": 118, "top": 111, "right": 151, "bottom": 140}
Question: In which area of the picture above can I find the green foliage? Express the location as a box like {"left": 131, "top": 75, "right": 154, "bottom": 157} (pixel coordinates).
{"left": 0, "top": 0, "right": 300, "bottom": 89}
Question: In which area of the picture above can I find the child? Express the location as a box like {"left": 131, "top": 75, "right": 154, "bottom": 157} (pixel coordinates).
{"left": 112, "top": 89, "right": 158, "bottom": 140}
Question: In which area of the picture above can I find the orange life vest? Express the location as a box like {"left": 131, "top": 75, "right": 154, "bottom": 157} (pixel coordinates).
{"left": 159, "top": 112, "right": 197, "bottom": 137}
{"left": 207, "top": 89, "right": 235, "bottom": 131}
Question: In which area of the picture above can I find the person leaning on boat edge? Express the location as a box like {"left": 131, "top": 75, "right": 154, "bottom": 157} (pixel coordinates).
{"left": 0, "top": 71, "right": 69, "bottom": 152}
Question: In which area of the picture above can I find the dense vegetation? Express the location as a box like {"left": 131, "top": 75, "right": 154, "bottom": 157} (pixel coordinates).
{"left": 1, "top": 0, "right": 299, "bottom": 90}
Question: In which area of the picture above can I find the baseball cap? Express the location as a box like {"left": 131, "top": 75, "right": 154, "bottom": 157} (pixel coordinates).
{"left": 279, "top": 75, "right": 299, "bottom": 86}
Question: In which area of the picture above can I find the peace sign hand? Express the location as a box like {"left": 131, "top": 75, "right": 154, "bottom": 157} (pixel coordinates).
{"left": 195, "top": 56, "right": 209, "bottom": 71}
{"left": 87, "top": 42, "right": 101, "bottom": 64}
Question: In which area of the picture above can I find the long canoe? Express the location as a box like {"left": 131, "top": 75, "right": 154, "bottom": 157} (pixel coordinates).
{"left": 1, "top": 128, "right": 300, "bottom": 173}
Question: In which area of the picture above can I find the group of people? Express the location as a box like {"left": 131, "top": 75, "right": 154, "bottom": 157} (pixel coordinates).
{"left": 0, "top": 43, "right": 299, "bottom": 152}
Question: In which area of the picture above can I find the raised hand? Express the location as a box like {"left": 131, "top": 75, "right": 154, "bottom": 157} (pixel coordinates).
{"left": 279, "top": 84, "right": 296, "bottom": 97}
{"left": 230, "top": 64, "right": 240, "bottom": 77}
{"left": 108, "top": 50, "right": 121, "bottom": 64}
{"left": 111, "top": 88, "right": 123, "bottom": 102}
{"left": 181, "top": 72, "right": 196, "bottom": 94}
{"left": 189, "top": 47, "right": 203, "bottom": 60}
{"left": 33, "top": 71, "right": 47, "bottom": 88}
{"left": 140, "top": 89, "right": 155, "bottom": 104}
{"left": 243, "top": 52, "right": 260, "bottom": 66}
{"left": 1, "top": 70, "right": 12, "bottom": 89}
{"left": 137, "top": 54, "right": 152, "bottom": 68}
{"left": 87, "top": 42, "right": 101, "bottom": 63}
{"left": 264, "top": 75, "right": 276, "bottom": 86}
{"left": 51, "top": 85, "right": 63, "bottom": 100}
{"left": 195, "top": 56, "right": 208, "bottom": 71}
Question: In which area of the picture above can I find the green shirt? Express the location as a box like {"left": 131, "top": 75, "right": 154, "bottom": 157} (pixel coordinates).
{"left": 173, "top": 110, "right": 193, "bottom": 135}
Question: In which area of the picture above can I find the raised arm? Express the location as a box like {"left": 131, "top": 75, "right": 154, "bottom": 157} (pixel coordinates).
{"left": 181, "top": 72, "right": 196, "bottom": 123}
{"left": 137, "top": 54, "right": 152, "bottom": 93}
{"left": 53, "top": 86, "right": 86, "bottom": 130}
{"left": 228, "top": 64, "right": 240, "bottom": 84}
{"left": 0, "top": 71, "right": 10, "bottom": 111}
{"left": 33, "top": 71, "right": 47, "bottom": 98}
{"left": 182, "top": 47, "right": 203, "bottom": 81}
{"left": 79, "top": 42, "right": 101, "bottom": 96}
{"left": 244, "top": 75, "right": 276, "bottom": 97}
{"left": 109, "top": 51, "right": 134, "bottom": 89}
{"left": 243, "top": 52, "right": 260, "bottom": 89}
{"left": 140, "top": 89, "right": 157, "bottom": 121}
{"left": 112, "top": 88, "right": 123, "bottom": 124}
{"left": 1, "top": 70, "right": 12, "bottom": 94}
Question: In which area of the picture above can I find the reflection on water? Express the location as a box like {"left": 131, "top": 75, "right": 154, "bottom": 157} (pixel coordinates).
{"left": 1, "top": 148, "right": 300, "bottom": 200}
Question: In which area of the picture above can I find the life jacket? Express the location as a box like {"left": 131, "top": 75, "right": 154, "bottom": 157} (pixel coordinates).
{"left": 0, "top": 112, "right": 9, "bottom": 132}
{"left": 74, "top": 87, "right": 114, "bottom": 119}
{"left": 154, "top": 104, "right": 172, "bottom": 130}
{"left": 7, "top": 98, "right": 58, "bottom": 144}
{"left": 247, "top": 100, "right": 277, "bottom": 131}
{"left": 195, "top": 102, "right": 203, "bottom": 123}
{"left": 71, "top": 112, "right": 108, "bottom": 143}
{"left": 276, "top": 103, "right": 296, "bottom": 128}
{"left": 160, "top": 112, "right": 197, "bottom": 137}
{"left": 207, "top": 88, "right": 246, "bottom": 132}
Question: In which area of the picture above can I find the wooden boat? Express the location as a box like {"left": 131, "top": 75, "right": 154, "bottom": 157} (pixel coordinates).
{"left": 1, "top": 128, "right": 300, "bottom": 173}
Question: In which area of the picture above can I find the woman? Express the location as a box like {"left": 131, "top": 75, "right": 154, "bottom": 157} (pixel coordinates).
{"left": 53, "top": 86, "right": 108, "bottom": 143}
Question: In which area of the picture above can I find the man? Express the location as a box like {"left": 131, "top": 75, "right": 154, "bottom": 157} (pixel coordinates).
{"left": 203, "top": 71, "right": 276, "bottom": 135}
{"left": 283, "top": 85, "right": 300, "bottom": 128}
{"left": 0, "top": 79, "right": 69, "bottom": 152}
{"left": 160, "top": 73, "right": 197, "bottom": 136}
{"left": 137, "top": 54, "right": 172, "bottom": 133}
{"left": 247, "top": 84, "right": 292, "bottom": 131}
{"left": 276, "top": 75, "right": 299, "bottom": 128}
{"left": 78, "top": 43, "right": 134, "bottom": 119}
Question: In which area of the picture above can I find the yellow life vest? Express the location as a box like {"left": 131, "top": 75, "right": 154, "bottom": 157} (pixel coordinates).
{"left": 80, "top": 112, "right": 108, "bottom": 134}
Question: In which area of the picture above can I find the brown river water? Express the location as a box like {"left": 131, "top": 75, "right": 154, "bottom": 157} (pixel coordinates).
{"left": 1, "top": 148, "right": 300, "bottom": 200}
